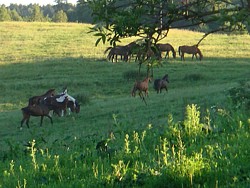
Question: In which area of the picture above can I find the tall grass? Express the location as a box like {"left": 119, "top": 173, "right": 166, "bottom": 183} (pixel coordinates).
{"left": 0, "top": 22, "right": 249, "bottom": 187}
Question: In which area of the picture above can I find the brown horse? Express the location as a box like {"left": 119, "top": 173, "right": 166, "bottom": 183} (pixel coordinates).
{"left": 52, "top": 100, "right": 80, "bottom": 116}
{"left": 21, "top": 104, "right": 53, "bottom": 128}
{"left": 28, "top": 89, "right": 56, "bottom": 106}
{"left": 135, "top": 46, "right": 162, "bottom": 61}
{"left": 21, "top": 96, "right": 69, "bottom": 128}
{"left": 131, "top": 77, "right": 152, "bottom": 105}
{"left": 105, "top": 46, "right": 129, "bottom": 63}
{"left": 153, "top": 74, "right": 169, "bottom": 93}
{"left": 178, "top": 45, "right": 203, "bottom": 61}
{"left": 157, "top": 43, "right": 176, "bottom": 59}
{"left": 44, "top": 94, "right": 70, "bottom": 117}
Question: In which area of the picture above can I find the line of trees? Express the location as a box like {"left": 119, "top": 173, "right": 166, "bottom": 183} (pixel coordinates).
{"left": 1, "top": 0, "right": 249, "bottom": 35}
{"left": 0, "top": 0, "right": 92, "bottom": 23}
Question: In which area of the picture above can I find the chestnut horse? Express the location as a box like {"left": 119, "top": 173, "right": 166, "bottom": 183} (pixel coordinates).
{"left": 157, "top": 43, "right": 176, "bottom": 59}
{"left": 178, "top": 45, "right": 203, "bottom": 61}
{"left": 131, "top": 77, "right": 152, "bottom": 105}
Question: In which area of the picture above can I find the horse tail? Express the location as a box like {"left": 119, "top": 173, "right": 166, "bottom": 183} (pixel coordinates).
{"left": 178, "top": 46, "right": 181, "bottom": 56}
{"left": 104, "top": 47, "right": 112, "bottom": 54}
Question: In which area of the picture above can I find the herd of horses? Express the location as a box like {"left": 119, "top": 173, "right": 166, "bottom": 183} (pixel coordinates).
{"left": 20, "top": 88, "right": 80, "bottom": 128}
{"left": 21, "top": 74, "right": 169, "bottom": 127}
{"left": 104, "top": 42, "right": 203, "bottom": 63}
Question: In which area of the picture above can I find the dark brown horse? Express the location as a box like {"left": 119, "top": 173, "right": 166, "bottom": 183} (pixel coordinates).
{"left": 131, "top": 77, "right": 152, "bottom": 105}
{"left": 153, "top": 74, "right": 169, "bottom": 93}
{"left": 178, "top": 45, "right": 203, "bottom": 61}
{"left": 157, "top": 43, "right": 176, "bottom": 59}
{"left": 44, "top": 94, "right": 70, "bottom": 117}
{"left": 105, "top": 46, "right": 130, "bottom": 63}
{"left": 21, "top": 96, "right": 68, "bottom": 128}
{"left": 52, "top": 100, "right": 80, "bottom": 116}
{"left": 67, "top": 100, "right": 80, "bottom": 114}
{"left": 21, "top": 104, "right": 53, "bottom": 128}
{"left": 28, "top": 89, "right": 56, "bottom": 106}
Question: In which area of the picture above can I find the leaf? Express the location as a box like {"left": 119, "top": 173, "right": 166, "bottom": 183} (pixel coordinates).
{"left": 95, "top": 38, "right": 102, "bottom": 46}
{"left": 93, "top": 33, "right": 104, "bottom": 37}
{"left": 101, "top": 34, "right": 106, "bottom": 44}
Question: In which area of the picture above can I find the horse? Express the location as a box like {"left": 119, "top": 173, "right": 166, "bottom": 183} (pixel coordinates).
{"left": 157, "top": 43, "right": 176, "bottom": 59}
{"left": 131, "top": 77, "right": 152, "bottom": 105}
{"left": 135, "top": 46, "right": 162, "bottom": 61}
{"left": 28, "top": 89, "right": 56, "bottom": 106}
{"left": 67, "top": 100, "right": 80, "bottom": 114}
{"left": 178, "top": 45, "right": 203, "bottom": 61}
{"left": 51, "top": 88, "right": 80, "bottom": 116}
{"left": 21, "top": 96, "right": 69, "bottom": 128}
{"left": 21, "top": 104, "right": 52, "bottom": 128}
{"left": 153, "top": 74, "right": 169, "bottom": 93}
{"left": 105, "top": 46, "right": 130, "bottom": 63}
{"left": 44, "top": 94, "right": 69, "bottom": 117}
{"left": 53, "top": 100, "right": 80, "bottom": 116}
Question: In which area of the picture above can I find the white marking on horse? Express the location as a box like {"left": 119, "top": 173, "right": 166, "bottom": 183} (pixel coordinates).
{"left": 56, "top": 94, "right": 67, "bottom": 102}
{"left": 59, "top": 91, "right": 76, "bottom": 107}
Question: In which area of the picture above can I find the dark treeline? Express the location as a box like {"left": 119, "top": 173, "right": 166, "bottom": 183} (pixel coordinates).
{"left": 0, "top": 0, "right": 92, "bottom": 23}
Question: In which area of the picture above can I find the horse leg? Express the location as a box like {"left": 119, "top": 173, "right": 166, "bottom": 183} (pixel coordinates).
{"left": 166, "top": 51, "right": 170, "bottom": 59}
{"left": 46, "top": 115, "right": 53, "bottom": 125}
{"left": 21, "top": 113, "right": 30, "bottom": 128}
{"left": 139, "top": 92, "right": 147, "bottom": 105}
{"left": 26, "top": 117, "right": 30, "bottom": 128}
{"left": 165, "top": 87, "right": 168, "bottom": 92}
{"left": 40, "top": 116, "right": 44, "bottom": 126}
{"left": 115, "top": 54, "right": 118, "bottom": 63}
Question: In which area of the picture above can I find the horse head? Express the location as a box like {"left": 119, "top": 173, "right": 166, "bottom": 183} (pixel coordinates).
{"left": 162, "top": 74, "right": 169, "bottom": 83}
{"left": 173, "top": 51, "right": 176, "bottom": 58}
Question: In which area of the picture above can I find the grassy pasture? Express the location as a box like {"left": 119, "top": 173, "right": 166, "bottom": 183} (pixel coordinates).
{"left": 0, "top": 22, "right": 249, "bottom": 187}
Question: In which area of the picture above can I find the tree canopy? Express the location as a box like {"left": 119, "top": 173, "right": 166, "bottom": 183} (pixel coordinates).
{"left": 88, "top": 0, "right": 250, "bottom": 46}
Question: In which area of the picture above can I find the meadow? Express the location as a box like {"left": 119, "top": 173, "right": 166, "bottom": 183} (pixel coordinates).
{"left": 0, "top": 22, "right": 249, "bottom": 187}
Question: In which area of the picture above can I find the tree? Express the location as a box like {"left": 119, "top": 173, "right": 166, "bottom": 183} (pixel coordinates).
{"left": 87, "top": 0, "right": 250, "bottom": 74}
{"left": 30, "top": 4, "right": 45, "bottom": 22}
{"left": 10, "top": 9, "right": 23, "bottom": 21}
{"left": 76, "top": 0, "right": 93, "bottom": 23}
{"left": 0, "top": 5, "right": 11, "bottom": 21}
{"left": 53, "top": 10, "right": 68, "bottom": 22}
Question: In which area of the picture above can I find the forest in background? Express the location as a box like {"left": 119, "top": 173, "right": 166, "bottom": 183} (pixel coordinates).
{"left": 0, "top": 0, "right": 92, "bottom": 23}
{"left": 1, "top": 0, "right": 248, "bottom": 33}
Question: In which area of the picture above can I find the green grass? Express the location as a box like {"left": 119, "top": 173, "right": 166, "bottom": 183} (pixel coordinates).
{"left": 0, "top": 22, "right": 249, "bottom": 187}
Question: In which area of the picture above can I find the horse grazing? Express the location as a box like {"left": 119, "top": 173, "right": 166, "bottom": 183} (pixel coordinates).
{"left": 131, "top": 77, "right": 152, "bottom": 105}
{"left": 67, "top": 100, "right": 80, "bottom": 114}
{"left": 178, "top": 45, "right": 203, "bottom": 61}
{"left": 53, "top": 100, "right": 80, "bottom": 116}
{"left": 105, "top": 46, "right": 129, "bottom": 63}
{"left": 57, "top": 88, "right": 80, "bottom": 115}
{"left": 44, "top": 94, "right": 69, "bottom": 117}
{"left": 157, "top": 43, "right": 176, "bottom": 59}
{"left": 153, "top": 74, "right": 169, "bottom": 93}
{"left": 28, "top": 89, "right": 56, "bottom": 106}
